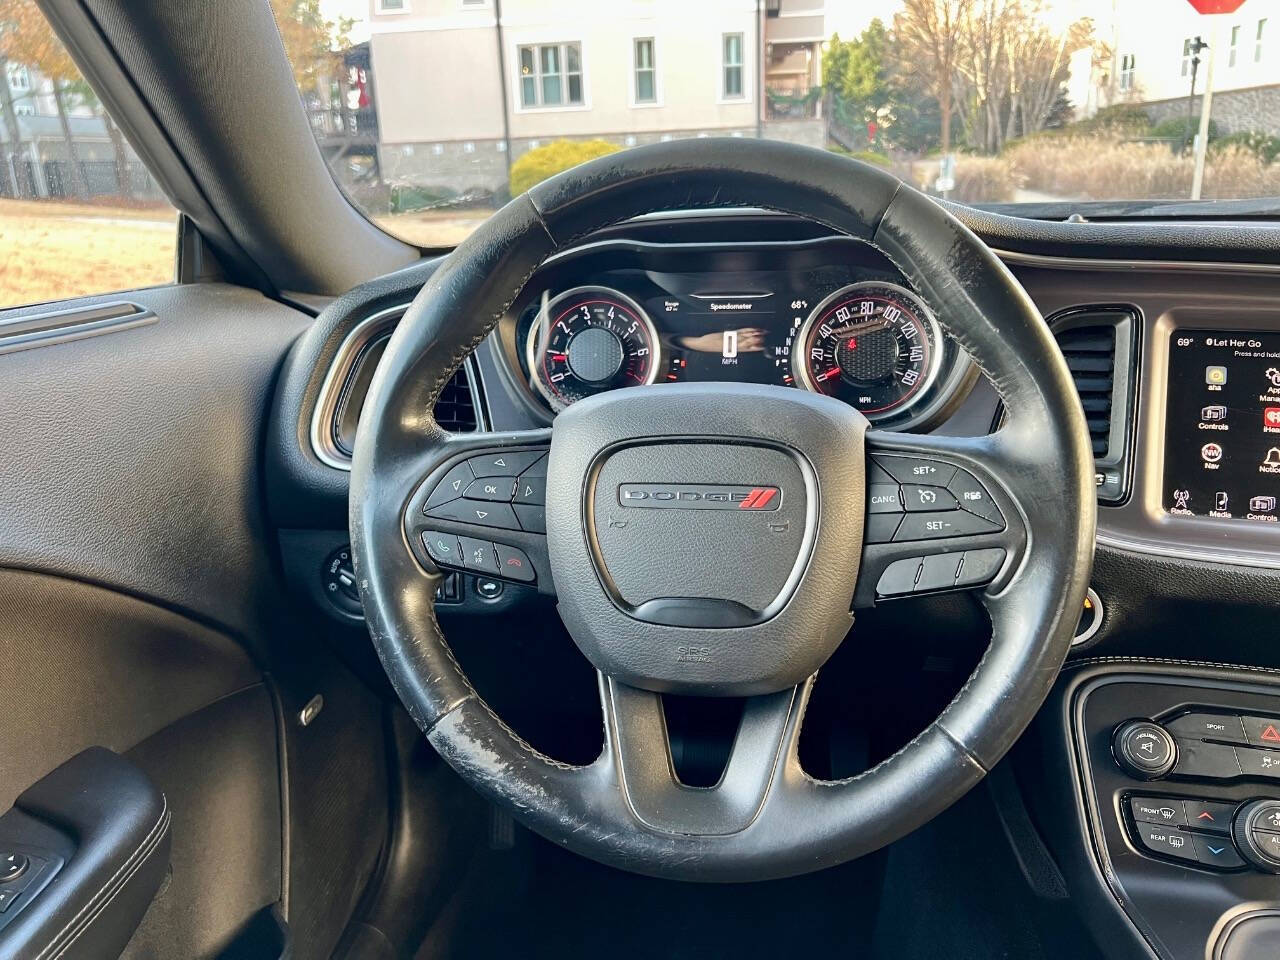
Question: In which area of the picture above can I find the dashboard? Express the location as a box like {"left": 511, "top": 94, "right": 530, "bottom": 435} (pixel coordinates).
{"left": 498, "top": 237, "right": 976, "bottom": 432}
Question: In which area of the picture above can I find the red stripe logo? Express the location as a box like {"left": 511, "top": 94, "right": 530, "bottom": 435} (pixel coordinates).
{"left": 739, "top": 487, "right": 779, "bottom": 510}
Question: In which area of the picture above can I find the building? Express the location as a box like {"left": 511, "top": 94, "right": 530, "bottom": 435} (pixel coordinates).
{"left": 1067, "top": 0, "right": 1276, "bottom": 136}
{"left": 367, "top": 0, "right": 824, "bottom": 196}
{"left": 1, "top": 61, "right": 161, "bottom": 201}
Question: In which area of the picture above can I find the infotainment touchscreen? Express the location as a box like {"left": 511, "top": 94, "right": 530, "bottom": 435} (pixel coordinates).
{"left": 1165, "top": 329, "right": 1280, "bottom": 522}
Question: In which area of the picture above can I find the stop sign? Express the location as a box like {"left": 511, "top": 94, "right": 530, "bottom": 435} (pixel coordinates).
{"left": 1186, "top": 0, "right": 1247, "bottom": 12}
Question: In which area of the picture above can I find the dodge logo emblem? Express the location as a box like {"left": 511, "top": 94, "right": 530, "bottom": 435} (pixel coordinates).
{"left": 617, "top": 483, "right": 781, "bottom": 511}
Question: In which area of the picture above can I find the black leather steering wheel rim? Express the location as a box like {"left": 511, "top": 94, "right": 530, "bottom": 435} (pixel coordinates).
{"left": 349, "top": 138, "right": 1095, "bottom": 882}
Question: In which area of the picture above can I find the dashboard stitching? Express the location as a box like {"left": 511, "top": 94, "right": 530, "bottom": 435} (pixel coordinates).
{"left": 1065, "top": 655, "right": 1280, "bottom": 677}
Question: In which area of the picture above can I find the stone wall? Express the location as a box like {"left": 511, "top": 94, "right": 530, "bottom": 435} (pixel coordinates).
{"left": 1143, "top": 84, "right": 1280, "bottom": 136}
{"left": 378, "top": 123, "right": 815, "bottom": 197}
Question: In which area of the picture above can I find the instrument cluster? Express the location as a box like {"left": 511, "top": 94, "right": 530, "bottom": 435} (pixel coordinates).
{"left": 503, "top": 236, "right": 975, "bottom": 431}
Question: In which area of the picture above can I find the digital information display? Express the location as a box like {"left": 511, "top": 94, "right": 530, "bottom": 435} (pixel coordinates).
{"left": 1164, "top": 329, "right": 1280, "bottom": 523}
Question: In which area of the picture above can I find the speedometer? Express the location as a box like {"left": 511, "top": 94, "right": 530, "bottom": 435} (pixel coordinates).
{"left": 791, "top": 281, "right": 942, "bottom": 420}
{"left": 526, "top": 286, "right": 660, "bottom": 410}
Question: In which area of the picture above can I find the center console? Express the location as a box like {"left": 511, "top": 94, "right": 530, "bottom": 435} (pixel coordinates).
{"left": 1058, "top": 662, "right": 1280, "bottom": 960}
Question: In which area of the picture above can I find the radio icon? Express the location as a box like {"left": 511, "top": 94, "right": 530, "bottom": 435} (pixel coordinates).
{"left": 1201, "top": 405, "right": 1227, "bottom": 421}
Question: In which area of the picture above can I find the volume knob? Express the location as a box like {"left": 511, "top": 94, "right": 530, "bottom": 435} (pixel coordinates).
{"left": 1112, "top": 720, "right": 1177, "bottom": 780}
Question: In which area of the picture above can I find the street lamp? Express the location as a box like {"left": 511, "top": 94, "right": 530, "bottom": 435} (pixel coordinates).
{"left": 1185, "top": 35, "right": 1209, "bottom": 154}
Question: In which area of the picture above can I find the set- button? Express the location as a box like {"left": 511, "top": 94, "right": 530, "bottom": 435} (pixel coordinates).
{"left": 865, "top": 455, "right": 1004, "bottom": 543}
{"left": 422, "top": 449, "right": 547, "bottom": 533}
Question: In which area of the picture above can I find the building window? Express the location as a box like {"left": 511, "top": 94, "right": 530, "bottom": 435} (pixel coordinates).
{"left": 633, "top": 38, "right": 657, "bottom": 104}
{"left": 1230, "top": 24, "right": 1240, "bottom": 67}
{"left": 6, "top": 63, "right": 31, "bottom": 92}
{"left": 722, "top": 33, "right": 744, "bottom": 99}
{"left": 1118, "top": 53, "right": 1135, "bottom": 92}
{"left": 518, "top": 42, "right": 583, "bottom": 108}
{"left": 376, "top": 0, "right": 407, "bottom": 11}
{"left": 1258, "top": 19, "right": 1268, "bottom": 63}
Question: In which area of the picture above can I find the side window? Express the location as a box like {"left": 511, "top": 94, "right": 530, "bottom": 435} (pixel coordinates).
{"left": 0, "top": 0, "right": 177, "bottom": 310}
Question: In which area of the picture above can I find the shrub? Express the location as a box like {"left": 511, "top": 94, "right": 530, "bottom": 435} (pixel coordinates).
{"left": 1004, "top": 137, "right": 1280, "bottom": 201}
{"left": 826, "top": 144, "right": 892, "bottom": 167}
{"left": 388, "top": 183, "right": 456, "bottom": 214}
{"left": 510, "top": 139, "right": 621, "bottom": 196}
{"left": 1151, "top": 115, "right": 1219, "bottom": 143}
{"left": 1079, "top": 103, "right": 1152, "bottom": 136}
{"left": 1213, "top": 131, "right": 1280, "bottom": 165}
{"left": 949, "top": 155, "right": 1018, "bottom": 203}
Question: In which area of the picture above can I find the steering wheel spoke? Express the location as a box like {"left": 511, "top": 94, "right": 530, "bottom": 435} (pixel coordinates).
{"left": 855, "top": 429, "right": 1026, "bottom": 609}
{"left": 401, "top": 428, "right": 555, "bottom": 596}
{"left": 596, "top": 673, "right": 810, "bottom": 837}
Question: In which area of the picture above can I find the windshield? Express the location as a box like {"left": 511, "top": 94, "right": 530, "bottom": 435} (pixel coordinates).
{"left": 291, "top": 0, "right": 1280, "bottom": 247}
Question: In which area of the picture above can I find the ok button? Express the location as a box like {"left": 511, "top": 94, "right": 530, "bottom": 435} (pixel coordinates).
{"left": 463, "top": 477, "right": 516, "bottom": 502}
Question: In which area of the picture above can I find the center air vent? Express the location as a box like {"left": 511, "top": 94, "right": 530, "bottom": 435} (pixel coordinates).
{"left": 1057, "top": 324, "right": 1117, "bottom": 459}
{"left": 1050, "top": 306, "right": 1139, "bottom": 505}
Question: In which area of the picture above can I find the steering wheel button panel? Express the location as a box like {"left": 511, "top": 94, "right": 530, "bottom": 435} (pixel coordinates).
{"left": 459, "top": 537, "right": 500, "bottom": 574}
{"left": 422, "top": 531, "right": 464, "bottom": 567}
{"left": 514, "top": 474, "right": 546, "bottom": 505}
{"left": 873, "top": 456, "right": 956, "bottom": 487}
{"left": 947, "top": 469, "right": 1004, "bottom": 524}
{"left": 425, "top": 498, "right": 521, "bottom": 530}
{"left": 876, "top": 557, "right": 922, "bottom": 597}
{"left": 867, "top": 484, "right": 903, "bottom": 513}
{"left": 494, "top": 544, "right": 536, "bottom": 583}
{"left": 916, "top": 553, "right": 964, "bottom": 592}
{"left": 513, "top": 503, "right": 546, "bottom": 533}
{"left": 423, "top": 461, "right": 475, "bottom": 512}
{"left": 894, "top": 510, "right": 1002, "bottom": 542}
{"left": 902, "top": 484, "right": 958, "bottom": 512}
{"left": 463, "top": 477, "right": 517, "bottom": 502}
{"left": 468, "top": 451, "right": 546, "bottom": 478}
{"left": 955, "top": 548, "right": 1007, "bottom": 587}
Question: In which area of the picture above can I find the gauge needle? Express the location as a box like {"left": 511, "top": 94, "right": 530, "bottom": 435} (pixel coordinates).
{"left": 838, "top": 318, "right": 888, "bottom": 338}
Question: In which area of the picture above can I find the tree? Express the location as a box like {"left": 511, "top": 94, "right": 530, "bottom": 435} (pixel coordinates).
{"left": 270, "top": 0, "right": 353, "bottom": 106}
{"left": 823, "top": 20, "right": 891, "bottom": 118}
{"left": 894, "top": 0, "right": 973, "bottom": 155}
{"left": 0, "top": 0, "right": 90, "bottom": 198}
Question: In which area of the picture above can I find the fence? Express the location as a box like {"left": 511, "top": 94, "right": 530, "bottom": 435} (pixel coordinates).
{"left": 0, "top": 157, "right": 163, "bottom": 202}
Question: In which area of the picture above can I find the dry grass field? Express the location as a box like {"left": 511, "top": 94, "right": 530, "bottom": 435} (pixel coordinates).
{"left": 0, "top": 198, "right": 177, "bottom": 310}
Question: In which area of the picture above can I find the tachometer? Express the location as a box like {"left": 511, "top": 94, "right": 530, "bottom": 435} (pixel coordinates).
{"left": 791, "top": 281, "right": 942, "bottom": 420}
{"left": 526, "top": 286, "right": 660, "bottom": 410}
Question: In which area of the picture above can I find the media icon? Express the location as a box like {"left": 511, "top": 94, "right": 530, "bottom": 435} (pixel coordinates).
{"left": 1205, "top": 366, "right": 1228, "bottom": 386}
{"left": 1201, "top": 405, "right": 1227, "bottom": 421}
{"left": 1214, "top": 491, "right": 1230, "bottom": 512}
{"left": 1250, "top": 496, "right": 1277, "bottom": 512}
{"left": 1201, "top": 442, "right": 1223, "bottom": 463}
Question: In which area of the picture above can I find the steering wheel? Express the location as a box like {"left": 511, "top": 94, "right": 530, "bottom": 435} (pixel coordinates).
{"left": 349, "top": 139, "right": 1094, "bottom": 882}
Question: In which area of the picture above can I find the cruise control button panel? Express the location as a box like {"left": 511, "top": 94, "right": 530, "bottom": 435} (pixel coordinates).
{"left": 864, "top": 455, "right": 1005, "bottom": 544}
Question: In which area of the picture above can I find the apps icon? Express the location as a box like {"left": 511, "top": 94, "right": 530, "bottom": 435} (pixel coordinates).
{"left": 1205, "top": 366, "right": 1228, "bottom": 386}
{"left": 1201, "top": 442, "right": 1223, "bottom": 463}
{"left": 1268, "top": 368, "right": 1280, "bottom": 388}
{"left": 1201, "top": 405, "right": 1227, "bottom": 421}
{"left": 1250, "top": 496, "right": 1277, "bottom": 512}
{"left": 1266, "top": 407, "right": 1280, "bottom": 428}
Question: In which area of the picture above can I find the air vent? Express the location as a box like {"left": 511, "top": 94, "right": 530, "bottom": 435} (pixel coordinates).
{"left": 433, "top": 362, "right": 479, "bottom": 432}
{"left": 1049, "top": 306, "right": 1139, "bottom": 505}
{"left": 314, "top": 305, "right": 487, "bottom": 470}
{"left": 1057, "top": 325, "right": 1116, "bottom": 458}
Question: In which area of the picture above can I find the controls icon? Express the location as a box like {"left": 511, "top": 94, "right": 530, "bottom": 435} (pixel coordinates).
{"left": 1202, "top": 442, "right": 1224, "bottom": 463}
{"left": 1250, "top": 495, "right": 1277, "bottom": 512}
{"left": 1202, "top": 404, "right": 1228, "bottom": 421}
{"left": 1206, "top": 366, "right": 1228, "bottom": 386}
